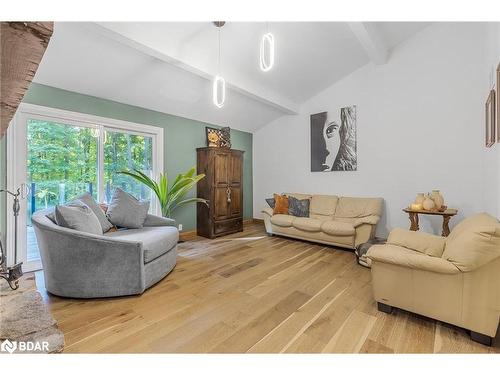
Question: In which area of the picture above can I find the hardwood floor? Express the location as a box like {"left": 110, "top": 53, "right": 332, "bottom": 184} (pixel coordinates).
{"left": 35, "top": 223, "right": 500, "bottom": 353}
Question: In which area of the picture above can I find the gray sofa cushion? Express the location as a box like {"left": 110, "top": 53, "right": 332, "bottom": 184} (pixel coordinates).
{"left": 54, "top": 200, "right": 103, "bottom": 235}
{"left": 75, "top": 192, "right": 113, "bottom": 232}
{"left": 106, "top": 188, "right": 150, "bottom": 229}
{"left": 104, "top": 226, "right": 179, "bottom": 263}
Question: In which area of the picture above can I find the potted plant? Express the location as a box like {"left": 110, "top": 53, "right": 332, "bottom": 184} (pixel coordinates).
{"left": 119, "top": 167, "right": 208, "bottom": 218}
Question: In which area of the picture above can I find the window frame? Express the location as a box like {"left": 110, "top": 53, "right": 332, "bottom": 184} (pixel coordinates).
{"left": 6, "top": 103, "right": 164, "bottom": 271}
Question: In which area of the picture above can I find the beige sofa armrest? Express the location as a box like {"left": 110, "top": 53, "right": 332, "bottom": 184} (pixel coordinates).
{"left": 387, "top": 228, "right": 446, "bottom": 257}
{"left": 261, "top": 207, "right": 274, "bottom": 217}
{"left": 352, "top": 215, "right": 380, "bottom": 228}
{"left": 367, "top": 244, "right": 460, "bottom": 274}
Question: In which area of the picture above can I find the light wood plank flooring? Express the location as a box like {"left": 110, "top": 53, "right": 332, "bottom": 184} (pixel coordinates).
{"left": 35, "top": 223, "right": 500, "bottom": 353}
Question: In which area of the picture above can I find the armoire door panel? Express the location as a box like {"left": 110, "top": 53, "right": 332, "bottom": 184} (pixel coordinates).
{"left": 230, "top": 154, "right": 242, "bottom": 185}
{"left": 229, "top": 187, "right": 242, "bottom": 217}
{"left": 214, "top": 187, "right": 230, "bottom": 219}
{"left": 214, "top": 152, "right": 229, "bottom": 186}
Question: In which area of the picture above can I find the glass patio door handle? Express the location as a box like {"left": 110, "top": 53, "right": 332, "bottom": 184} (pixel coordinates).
{"left": 20, "top": 183, "right": 31, "bottom": 199}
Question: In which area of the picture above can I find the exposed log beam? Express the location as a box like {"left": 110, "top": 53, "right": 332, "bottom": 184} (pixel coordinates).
{"left": 1, "top": 22, "right": 54, "bottom": 138}
{"left": 348, "top": 22, "right": 388, "bottom": 65}
{"left": 87, "top": 22, "right": 300, "bottom": 115}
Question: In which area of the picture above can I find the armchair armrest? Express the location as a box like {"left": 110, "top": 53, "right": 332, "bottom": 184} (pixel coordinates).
{"left": 352, "top": 215, "right": 380, "bottom": 228}
{"left": 367, "top": 244, "right": 459, "bottom": 274}
{"left": 387, "top": 228, "right": 446, "bottom": 257}
{"left": 261, "top": 207, "right": 274, "bottom": 217}
{"left": 144, "top": 214, "right": 176, "bottom": 227}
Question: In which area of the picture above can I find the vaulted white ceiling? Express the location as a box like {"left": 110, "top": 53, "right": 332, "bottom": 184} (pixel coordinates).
{"left": 33, "top": 21, "right": 430, "bottom": 132}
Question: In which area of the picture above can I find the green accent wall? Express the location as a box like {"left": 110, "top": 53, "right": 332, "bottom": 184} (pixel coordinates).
{"left": 0, "top": 83, "right": 253, "bottom": 233}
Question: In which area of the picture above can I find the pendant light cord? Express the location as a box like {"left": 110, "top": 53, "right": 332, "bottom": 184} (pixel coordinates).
{"left": 218, "top": 27, "right": 221, "bottom": 74}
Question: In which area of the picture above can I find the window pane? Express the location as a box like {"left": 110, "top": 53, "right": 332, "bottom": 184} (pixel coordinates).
{"left": 27, "top": 119, "right": 98, "bottom": 261}
{"left": 103, "top": 130, "right": 153, "bottom": 204}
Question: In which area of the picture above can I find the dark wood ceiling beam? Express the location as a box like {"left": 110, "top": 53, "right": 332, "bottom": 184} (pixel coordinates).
{"left": 1, "top": 21, "right": 53, "bottom": 138}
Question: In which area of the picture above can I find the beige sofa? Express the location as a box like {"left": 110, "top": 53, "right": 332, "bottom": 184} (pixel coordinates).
{"left": 261, "top": 193, "right": 383, "bottom": 250}
{"left": 368, "top": 213, "right": 500, "bottom": 346}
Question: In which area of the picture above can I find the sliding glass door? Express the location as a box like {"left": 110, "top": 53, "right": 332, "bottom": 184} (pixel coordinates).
{"left": 26, "top": 119, "right": 99, "bottom": 265}
{"left": 103, "top": 130, "right": 153, "bottom": 203}
{"left": 7, "top": 104, "right": 163, "bottom": 272}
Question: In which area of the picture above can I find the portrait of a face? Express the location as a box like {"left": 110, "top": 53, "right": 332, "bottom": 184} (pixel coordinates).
{"left": 310, "top": 106, "right": 357, "bottom": 172}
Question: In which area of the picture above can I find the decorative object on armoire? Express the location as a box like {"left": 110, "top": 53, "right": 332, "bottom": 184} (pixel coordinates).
{"left": 119, "top": 168, "right": 208, "bottom": 218}
{"left": 431, "top": 190, "right": 445, "bottom": 210}
{"left": 197, "top": 147, "right": 244, "bottom": 238}
{"left": 485, "top": 89, "right": 495, "bottom": 147}
{"left": 1, "top": 22, "right": 53, "bottom": 137}
{"left": 219, "top": 127, "right": 231, "bottom": 148}
{"left": 0, "top": 187, "right": 25, "bottom": 290}
{"left": 273, "top": 194, "right": 290, "bottom": 215}
{"left": 0, "top": 275, "right": 64, "bottom": 353}
{"left": 205, "top": 126, "right": 231, "bottom": 148}
{"left": 422, "top": 194, "right": 436, "bottom": 211}
{"left": 403, "top": 207, "right": 458, "bottom": 237}
{"left": 206, "top": 127, "right": 221, "bottom": 147}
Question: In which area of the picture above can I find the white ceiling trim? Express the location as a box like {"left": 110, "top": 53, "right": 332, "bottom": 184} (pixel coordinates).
{"left": 348, "top": 22, "right": 389, "bottom": 65}
{"left": 85, "top": 22, "right": 300, "bottom": 115}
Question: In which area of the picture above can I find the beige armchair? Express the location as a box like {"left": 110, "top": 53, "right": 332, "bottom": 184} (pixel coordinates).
{"left": 367, "top": 213, "right": 500, "bottom": 346}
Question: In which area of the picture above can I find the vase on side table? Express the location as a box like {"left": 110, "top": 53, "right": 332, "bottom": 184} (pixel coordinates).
{"left": 422, "top": 194, "right": 435, "bottom": 211}
{"left": 431, "top": 190, "right": 444, "bottom": 210}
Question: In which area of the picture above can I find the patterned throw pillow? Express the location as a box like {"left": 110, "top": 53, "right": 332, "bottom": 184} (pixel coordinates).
{"left": 288, "top": 196, "right": 310, "bottom": 217}
{"left": 265, "top": 198, "right": 276, "bottom": 209}
{"left": 273, "top": 194, "right": 289, "bottom": 215}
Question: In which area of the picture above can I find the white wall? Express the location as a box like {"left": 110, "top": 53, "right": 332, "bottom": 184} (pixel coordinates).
{"left": 253, "top": 23, "right": 500, "bottom": 236}
{"left": 482, "top": 23, "right": 500, "bottom": 219}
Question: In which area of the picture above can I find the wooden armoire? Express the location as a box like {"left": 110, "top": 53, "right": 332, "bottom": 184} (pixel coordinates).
{"left": 196, "top": 147, "right": 244, "bottom": 238}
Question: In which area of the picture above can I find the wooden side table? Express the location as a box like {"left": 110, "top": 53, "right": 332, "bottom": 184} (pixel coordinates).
{"left": 403, "top": 208, "right": 458, "bottom": 237}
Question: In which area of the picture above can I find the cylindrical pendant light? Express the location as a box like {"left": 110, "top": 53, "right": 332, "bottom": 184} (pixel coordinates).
{"left": 213, "top": 75, "right": 225, "bottom": 108}
{"left": 213, "top": 22, "right": 226, "bottom": 108}
{"left": 260, "top": 23, "right": 275, "bottom": 72}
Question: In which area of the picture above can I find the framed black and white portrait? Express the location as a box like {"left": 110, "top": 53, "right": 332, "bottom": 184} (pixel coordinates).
{"left": 310, "top": 106, "right": 357, "bottom": 172}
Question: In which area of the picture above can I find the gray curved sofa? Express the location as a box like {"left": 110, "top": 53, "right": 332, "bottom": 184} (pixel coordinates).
{"left": 32, "top": 209, "right": 178, "bottom": 298}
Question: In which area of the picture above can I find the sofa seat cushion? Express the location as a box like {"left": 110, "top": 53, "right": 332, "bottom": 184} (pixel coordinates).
{"left": 321, "top": 220, "right": 355, "bottom": 236}
{"left": 271, "top": 214, "right": 295, "bottom": 227}
{"left": 293, "top": 217, "right": 323, "bottom": 232}
{"left": 105, "top": 226, "right": 179, "bottom": 264}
